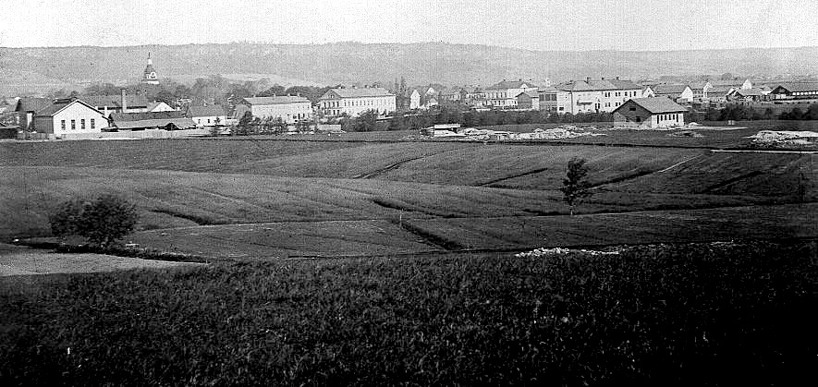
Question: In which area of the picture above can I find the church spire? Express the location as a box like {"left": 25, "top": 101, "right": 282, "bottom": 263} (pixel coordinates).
{"left": 142, "top": 52, "right": 159, "bottom": 85}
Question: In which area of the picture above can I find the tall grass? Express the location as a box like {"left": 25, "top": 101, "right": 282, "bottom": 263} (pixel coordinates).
{"left": 1, "top": 241, "right": 815, "bottom": 385}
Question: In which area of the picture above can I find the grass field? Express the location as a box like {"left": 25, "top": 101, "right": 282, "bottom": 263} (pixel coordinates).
{"left": 1, "top": 131, "right": 816, "bottom": 385}
{"left": 1, "top": 135, "right": 815, "bottom": 257}
{"left": 1, "top": 241, "right": 815, "bottom": 385}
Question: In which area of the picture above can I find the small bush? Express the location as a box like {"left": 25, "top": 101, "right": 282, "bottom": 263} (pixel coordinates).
{"left": 49, "top": 194, "right": 139, "bottom": 248}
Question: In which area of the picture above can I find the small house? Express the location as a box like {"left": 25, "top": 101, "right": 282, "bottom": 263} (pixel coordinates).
{"left": 612, "top": 97, "right": 688, "bottom": 129}
{"left": 32, "top": 99, "right": 108, "bottom": 138}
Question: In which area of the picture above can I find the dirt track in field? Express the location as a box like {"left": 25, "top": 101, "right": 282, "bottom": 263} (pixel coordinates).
{"left": 0, "top": 245, "right": 205, "bottom": 276}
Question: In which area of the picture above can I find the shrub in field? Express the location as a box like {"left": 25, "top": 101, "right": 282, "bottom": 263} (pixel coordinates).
{"left": 560, "top": 156, "right": 593, "bottom": 215}
{"left": 49, "top": 194, "right": 139, "bottom": 248}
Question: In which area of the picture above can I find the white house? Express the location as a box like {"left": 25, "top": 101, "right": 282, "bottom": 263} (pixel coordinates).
{"left": 484, "top": 80, "right": 538, "bottom": 108}
{"left": 240, "top": 96, "right": 312, "bottom": 124}
{"left": 319, "top": 87, "right": 396, "bottom": 117}
{"left": 543, "top": 77, "right": 644, "bottom": 114}
{"left": 187, "top": 105, "right": 227, "bottom": 127}
{"left": 652, "top": 84, "right": 694, "bottom": 103}
{"left": 613, "top": 97, "right": 688, "bottom": 129}
{"left": 32, "top": 99, "right": 108, "bottom": 138}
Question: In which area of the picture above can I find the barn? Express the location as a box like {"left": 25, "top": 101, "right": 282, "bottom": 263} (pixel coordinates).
{"left": 613, "top": 97, "right": 688, "bottom": 129}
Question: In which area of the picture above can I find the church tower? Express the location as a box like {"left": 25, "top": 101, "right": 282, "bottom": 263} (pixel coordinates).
{"left": 142, "top": 52, "right": 160, "bottom": 85}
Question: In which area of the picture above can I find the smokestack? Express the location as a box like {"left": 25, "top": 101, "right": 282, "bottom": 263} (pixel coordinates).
{"left": 121, "top": 89, "right": 127, "bottom": 113}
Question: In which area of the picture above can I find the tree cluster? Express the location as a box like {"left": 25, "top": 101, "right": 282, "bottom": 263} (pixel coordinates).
{"left": 49, "top": 194, "right": 139, "bottom": 248}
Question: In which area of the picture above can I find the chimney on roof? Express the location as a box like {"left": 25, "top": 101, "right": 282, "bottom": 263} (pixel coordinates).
{"left": 601, "top": 77, "right": 605, "bottom": 80}
{"left": 121, "top": 89, "right": 127, "bottom": 113}
{"left": 616, "top": 76, "right": 620, "bottom": 80}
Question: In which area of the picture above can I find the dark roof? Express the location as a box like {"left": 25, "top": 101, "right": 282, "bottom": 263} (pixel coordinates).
{"left": 114, "top": 118, "right": 196, "bottom": 130}
{"left": 486, "top": 80, "right": 538, "bottom": 90}
{"left": 732, "top": 88, "right": 764, "bottom": 97}
{"left": 110, "top": 111, "right": 185, "bottom": 122}
{"left": 82, "top": 94, "right": 150, "bottom": 109}
{"left": 35, "top": 100, "right": 103, "bottom": 117}
{"left": 16, "top": 97, "right": 52, "bottom": 113}
{"left": 772, "top": 82, "right": 818, "bottom": 93}
{"left": 616, "top": 97, "right": 688, "bottom": 114}
{"left": 144, "top": 64, "right": 156, "bottom": 74}
{"left": 242, "top": 96, "right": 311, "bottom": 105}
{"left": 187, "top": 105, "right": 227, "bottom": 117}
{"left": 652, "top": 84, "right": 690, "bottom": 94}
{"left": 608, "top": 79, "right": 642, "bottom": 90}
{"left": 516, "top": 90, "right": 539, "bottom": 98}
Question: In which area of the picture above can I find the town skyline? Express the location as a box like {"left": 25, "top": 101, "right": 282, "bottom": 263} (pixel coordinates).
{"left": 3, "top": 0, "right": 818, "bottom": 52}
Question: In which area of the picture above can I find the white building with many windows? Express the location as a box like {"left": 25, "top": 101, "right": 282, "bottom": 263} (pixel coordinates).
{"left": 542, "top": 77, "right": 644, "bottom": 114}
{"left": 319, "top": 87, "right": 396, "bottom": 117}
{"left": 483, "top": 80, "right": 538, "bottom": 108}
{"left": 32, "top": 99, "right": 107, "bottom": 138}
{"left": 239, "top": 96, "right": 312, "bottom": 124}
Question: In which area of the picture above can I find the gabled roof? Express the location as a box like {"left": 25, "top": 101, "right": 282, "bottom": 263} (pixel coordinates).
{"left": 709, "top": 79, "right": 749, "bottom": 87}
{"left": 486, "top": 80, "right": 538, "bottom": 90}
{"left": 242, "top": 96, "right": 311, "bottom": 105}
{"left": 652, "top": 84, "right": 691, "bottom": 95}
{"left": 516, "top": 90, "right": 539, "bottom": 98}
{"left": 731, "top": 88, "right": 764, "bottom": 97}
{"left": 323, "top": 88, "right": 394, "bottom": 99}
{"left": 607, "top": 79, "right": 642, "bottom": 90}
{"left": 615, "top": 97, "right": 688, "bottom": 114}
{"left": 187, "top": 105, "right": 227, "bottom": 117}
{"left": 35, "top": 99, "right": 103, "bottom": 117}
{"left": 772, "top": 82, "right": 818, "bottom": 93}
{"left": 82, "top": 94, "right": 149, "bottom": 108}
{"left": 556, "top": 78, "right": 640, "bottom": 92}
{"left": 16, "top": 97, "right": 53, "bottom": 113}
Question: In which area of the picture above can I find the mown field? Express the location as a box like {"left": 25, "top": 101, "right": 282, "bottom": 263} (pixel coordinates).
{"left": 1, "top": 131, "right": 816, "bottom": 385}
{"left": 1, "top": 136, "right": 815, "bottom": 257}
{"left": 1, "top": 241, "right": 816, "bottom": 385}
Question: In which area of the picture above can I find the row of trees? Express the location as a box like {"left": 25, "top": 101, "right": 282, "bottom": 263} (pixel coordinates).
{"left": 698, "top": 104, "right": 818, "bottom": 122}
{"left": 337, "top": 107, "right": 614, "bottom": 133}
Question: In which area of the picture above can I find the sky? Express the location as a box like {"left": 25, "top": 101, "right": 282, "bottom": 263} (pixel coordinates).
{"left": 3, "top": 0, "right": 817, "bottom": 52}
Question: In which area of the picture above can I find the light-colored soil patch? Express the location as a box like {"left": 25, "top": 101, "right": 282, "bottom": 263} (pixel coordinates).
{"left": 0, "top": 251, "right": 205, "bottom": 276}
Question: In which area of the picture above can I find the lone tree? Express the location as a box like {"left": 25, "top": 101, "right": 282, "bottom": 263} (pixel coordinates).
{"left": 49, "top": 194, "right": 139, "bottom": 248}
{"left": 560, "top": 157, "right": 593, "bottom": 216}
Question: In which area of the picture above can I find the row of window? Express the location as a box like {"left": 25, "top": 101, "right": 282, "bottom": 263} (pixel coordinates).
{"left": 603, "top": 90, "right": 639, "bottom": 98}
{"left": 323, "top": 98, "right": 393, "bottom": 108}
{"left": 658, "top": 113, "right": 681, "bottom": 121}
{"left": 60, "top": 119, "right": 95, "bottom": 131}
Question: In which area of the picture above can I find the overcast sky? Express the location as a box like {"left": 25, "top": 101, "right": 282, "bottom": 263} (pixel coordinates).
{"left": 3, "top": 0, "right": 817, "bottom": 51}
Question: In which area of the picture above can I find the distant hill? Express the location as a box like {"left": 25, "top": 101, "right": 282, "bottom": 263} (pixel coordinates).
{"left": 1, "top": 42, "right": 817, "bottom": 96}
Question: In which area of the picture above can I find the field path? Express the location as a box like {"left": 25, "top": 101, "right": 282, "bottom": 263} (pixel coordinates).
{"left": 0, "top": 247, "right": 205, "bottom": 276}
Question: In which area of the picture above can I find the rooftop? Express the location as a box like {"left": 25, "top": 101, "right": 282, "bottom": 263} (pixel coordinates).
{"left": 82, "top": 94, "right": 149, "bottom": 108}
{"left": 618, "top": 97, "right": 688, "bottom": 114}
{"left": 652, "top": 84, "right": 690, "bottom": 94}
{"left": 187, "top": 105, "right": 227, "bottom": 117}
{"left": 243, "top": 96, "right": 311, "bottom": 105}
{"left": 485, "top": 80, "right": 538, "bottom": 90}
{"left": 324, "top": 88, "right": 395, "bottom": 99}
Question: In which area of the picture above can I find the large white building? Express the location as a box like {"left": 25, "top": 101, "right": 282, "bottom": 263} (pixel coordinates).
{"left": 239, "top": 96, "right": 312, "bottom": 124}
{"left": 540, "top": 77, "right": 644, "bottom": 114}
{"left": 319, "top": 87, "right": 396, "bottom": 117}
{"left": 483, "top": 80, "right": 538, "bottom": 108}
{"left": 32, "top": 99, "right": 108, "bottom": 138}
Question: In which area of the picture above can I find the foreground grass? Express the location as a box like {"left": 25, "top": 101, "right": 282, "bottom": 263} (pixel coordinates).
{"left": 1, "top": 241, "right": 816, "bottom": 386}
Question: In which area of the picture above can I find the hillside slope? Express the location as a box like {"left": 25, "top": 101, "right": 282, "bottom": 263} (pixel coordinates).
{"left": 1, "top": 42, "right": 817, "bottom": 95}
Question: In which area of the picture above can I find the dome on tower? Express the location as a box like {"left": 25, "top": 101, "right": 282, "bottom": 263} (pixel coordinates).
{"left": 142, "top": 52, "right": 159, "bottom": 85}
